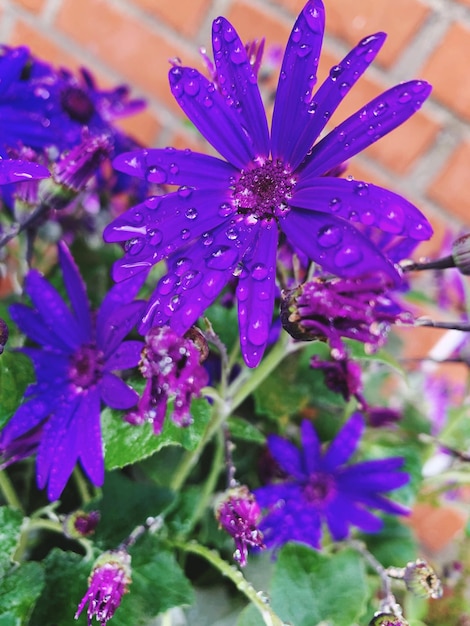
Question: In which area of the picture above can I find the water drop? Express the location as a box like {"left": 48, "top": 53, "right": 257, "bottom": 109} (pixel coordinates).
{"left": 124, "top": 237, "right": 145, "bottom": 255}
{"left": 185, "top": 207, "right": 198, "bottom": 220}
{"left": 169, "top": 163, "right": 179, "bottom": 174}
{"left": 203, "top": 96, "right": 213, "bottom": 107}
{"left": 378, "top": 205, "right": 405, "bottom": 234}
{"left": 329, "top": 64, "right": 343, "bottom": 80}
{"left": 225, "top": 226, "right": 239, "bottom": 241}
{"left": 144, "top": 197, "right": 160, "bottom": 211}
{"left": 339, "top": 81, "right": 349, "bottom": 95}
{"left": 373, "top": 102, "right": 388, "bottom": 117}
{"left": 178, "top": 185, "right": 193, "bottom": 198}
{"left": 184, "top": 76, "right": 200, "bottom": 96}
{"left": 147, "top": 166, "right": 167, "bottom": 184}
{"left": 292, "top": 26, "right": 302, "bottom": 43}
{"left": 251, "top": 263, "right": 269, "bottom": 280}
{"left": 218, "top": 202, "right": 234, "bottom": 217}
{"left": 147, "top": 228, "right": 162, "bottom": 246}
{"left": 180, "top": 228, "right": 191, "bottom": 240}
{"left": 230, "top": 46, "right": 246, "bottom": 64}
{"left": 361, "top": 210, "right": 375, "bottom": 226}
{"left": 206, "top": 245, "right": 238, "bottom": 270}
{"left": 329, "top": 197, "right": 342, "bottom": 212}
{"left": 304, "top": 5, "right": 323, "bottom": 32}
{"left": 248, "top": 316, "right": 269, "bottom": 346}
{"left": 164, "top": 294, "right": 183, "bottom": 315}
{"left": 296, "top": 44, "right": 311, "bottom": 58}
{"left": 213, "top": 35, "right": 222, "bottom": 52}
{"left": 175, "top": 257, "right": 192, "bottom": 276}
{"left": 157, "top": 274, "right": 178, "bottom": 295}
{"left": 202, "top": 232, "right": 214, "bottom": 246}
{"left": 133, "top": 211, "right": 144, "bottom": 224}
{"left": 334, "top": 246, "right": 363, "bottom": 267}
{"left": 181, "top": 270, "right": 202, "bottom": 290}
{"left": 317, "top": 225, "right": 342, "bottom": 248}
{"left": 202, "top": 273, "right": 225, "bottom": 298}
{"left": 223, "top": 25, "right": 237, "bottom": 42}
{"left": 354, "top": 182, "right": 369, "bottom": 196}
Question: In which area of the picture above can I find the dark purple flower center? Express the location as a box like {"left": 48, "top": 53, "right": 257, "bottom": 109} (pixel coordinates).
{"left": 232, "top": 159, "right": 296, "bottom": 221}
{"left": 61, "top": 86, "right": 95, "bottom": 124}
{"left": 69, "top": 343, "right": 104, "bottom": 390}
{"left": 303, "top": 472, "right": 337, "bottom": 507}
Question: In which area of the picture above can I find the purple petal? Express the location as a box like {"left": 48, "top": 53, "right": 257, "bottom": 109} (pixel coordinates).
{"left": 113, "top": 148, "right": 237, "bottom": 188}
{"left": 97, "top": 271, "right": 148, "bottom": 337}
{"left": 78, "top": 387, "right": 104, "bottom": 487}
{"left": 21, "top": 348, "right": 69, "bottom": 381}
{"left": 0, "top": 159, "right": 50, "bottom": 184}
{"left": 300, "top": 420, "right": 321, "bottom": 474}
{"left": 9, "top": 303, "right": 72, "bottom": 352}
{"left": 340, "top": 467, "right": 409, "bottom": 493}
{"left": 255, "top": 483, "right": 302, "bottom": 508}
{"left": 280, "top": 208, "right": 400, "bottom": 282}
{"left": 0, "top": 47, "right": 29, "bottom": 97}
{"left": 333, "top": 495, "right": 383, "bottom": 533}
{"left": 58, "top": 242, "right": 92, "bottom": 341}
{"left": 293, "top": 177, "right": 432, "bottom": 242}
{"left": 321, "top": 412, "right": 364, "bottom": 471}
{"left": 212, "top": 17, "right": 269, "bottom": 159}
{"left": 104, "top": 340, "right": 144, "bottom": 371}
{"left": 301, "top": 80, "right": 432, "bottom": 178}
{"left": 98, "top": 300, "right": 145, "bottom": 358}
{"left": 100, "top": 372, "right": 138, "bottom": 409}
{"left": 23, "top": 269, "right": 83, "bottom": 350}
{"left": 324, "top": 498, "right": 350, "bottom": 540}
{"left": 271, "top": 0, "right": 325, "bottom": 164}
{"left": 168, "top": 65, "right": 255, "bottom": 169}
{"left": 139, "top": 221, "right": 255, "bottom": 335}
{"left": 0, "top": 394, "right": 52, "bottom": 445}
{"left": 236, "top": 223, "right": 277, "bottom": 367}
{"left": 284, "top": 33, "right": 386, "bottom": 171}
{"left": 355, "top": 492, "right": 410, "bottom": 516}
{"left": 267, "top": 434, "right": 305, "bottom": 479}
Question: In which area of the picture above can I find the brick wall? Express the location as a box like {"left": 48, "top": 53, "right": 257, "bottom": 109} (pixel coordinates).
{"left": 2, "top": 0, "right": 470, "bottom": 254}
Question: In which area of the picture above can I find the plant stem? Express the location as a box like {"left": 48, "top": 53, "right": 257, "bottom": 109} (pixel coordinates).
{"left": 0, "top": 470, "right": 23, "bottom": 511}
{"left": 73, "top": 466, "right": 92, "bottom": 504}
{"left": 175, "top": 541, "right": 287, "bottom": 626}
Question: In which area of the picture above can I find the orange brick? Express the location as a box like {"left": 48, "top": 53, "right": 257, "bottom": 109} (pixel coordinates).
{"left": 407, "top": 503, "right": 467, "bottom": 553}
{"left": 131, "top": 0, "right": 212, "bottom": 37}
{"left": 324, "top": 0, "right": 430, "bottom": 69}
{"left": 10, "top": 21, "right": 82, "bottom": 71}
{"left": 225, "top": 1, "right": 291, "bottom": 50}
{"left": 12, "top": 0, "right": 46, "bottom": 13}
{"left": 55, "top": 0, "right": 200, "bottom": 115}
{"left": 427, "top": 141, "right": 470, "bottom": 227}
{"left": 421, "top": 22, "right": 470, "bottom": 123}
{"left": 114, "top": 109, "right": 161, "bottom": 147}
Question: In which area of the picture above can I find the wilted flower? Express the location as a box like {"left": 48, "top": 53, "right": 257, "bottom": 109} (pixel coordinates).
{"left": 369, "top": 613, "right": 409, "bottom": 626}
{"left": 215, "top": 485, "right": 265, "bottom": 566}
{"left": 104, "top": 0, "right": 432, "bottom": 367}
{"left": 281, "top": 275, "right": 411, "bottom": 358}
{"left": 126, "top": 325, "right": 209, "bottom": 435}
{"left": 402, "top": 559, "right": 443, "bottom": 599}
{"left": 75, "top": 549, "right": 131, "bottom": 626}
{"left": 255, "top": 413, "right": 409, "bottom": 551}
{"left": 0, "top": 243, "right": 144, "bottom": 500}
{"left": 310, "top": 354, "right": 363, "bottom": 401}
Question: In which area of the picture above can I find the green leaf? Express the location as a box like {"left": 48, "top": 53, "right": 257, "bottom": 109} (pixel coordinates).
{"left": 228, "top": 418, "right": 265, "bottom": 444}
{"left": 0, "top": 562, "right": 45, "bottom": 625}
{"left": 103, "top": 397, "right": 212, "bottom": 470}
{"left": 270, "top": 544, "right": 367, "bottom": 626}
{"left": 237, "top": 603, "right": 265, "bottom": 626}
{"left": 0, "top": 352, "right": 34, "bottom": 427}
{"left": 362, "top": 516, "right": 417, "bottom": 568}
{"left": 0, "top": 507, "right": 23, "bottom": 578}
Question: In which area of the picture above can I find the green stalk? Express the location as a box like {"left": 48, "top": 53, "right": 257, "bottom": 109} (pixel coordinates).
{"left": 175, "top": 541, "right": 287, "bottom": 626}
{"left": 0, "top": 470, "right": 23, "bottom": 511}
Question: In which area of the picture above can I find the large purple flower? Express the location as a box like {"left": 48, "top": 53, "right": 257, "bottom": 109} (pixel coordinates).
{"left": 104, "top": 0, "right": 432, "bottom": 366}
{"left": 255, "top": 414, "right": 409, "bottom": 551}
{"left": 0, "top": 243, "right": 144, "bottom": 500}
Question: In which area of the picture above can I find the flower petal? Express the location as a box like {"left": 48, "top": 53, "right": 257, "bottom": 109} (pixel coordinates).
{"left": 301, "top": 80, "right": 432, "bottom": 178}
{"left": 271, "top": 0, "right": 325, "bottom": 164}
{"left": 0, "top": 394, "right": 52, "bottom": 445}
{"left": 0, "top": 159, "right": 50, "bottom": 184}
{"left": 212, "top": 17, "right": 270, "bottom": 159}
{"left": 292, "top": 177, "right": 433, "bottom": 242}
{"left": 285, "top": 33, "right": 386, "bottom": 171}
{"left": 168, "top": 65, "right": 255, "bottom": 169}
{"left": 97, "top": 271, "right": 148, "bottom": 337}
{"left": 78, "top": 387, "right": 104, "bottom": 487}
{"left": 58, "top": 242, "right": 92, "bottom": 341}
{"left": 267, "top": 434, "right": 305, "bottom": 478}
{"left": 236, "top": 223, "right": 277, "bottom": 367}
{"left": 9, "top": 303, "right": 71, "bottom": 352}
{"left": 100, "top": 372, "right": 138, "bottom": 409}
{"left": 99, "top": 300, "right": 145, "bottom": 358}
{"left": 280, "top": 208, "right": 400, "bottom": 282}
{"left": 300, "top": 420, "right": 321, "bottom": 474}
{"left": 104, "top": 340, "right": 144, "bottom": 371}
{"left": 321, "top": 412, "right": 364, "bottom": 471}
{"left": 112, "top": 148, "right": 237, "bottom": 189}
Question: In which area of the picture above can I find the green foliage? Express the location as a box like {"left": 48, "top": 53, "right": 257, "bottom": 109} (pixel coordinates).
{"left": 0, "top": 353, "right": 34, "bottom": 428}
{"left": 0, "top": 507, "right": 23, "bottom": 577}
{"left": 0, "top": 562, "right": 44, "bottom": 625}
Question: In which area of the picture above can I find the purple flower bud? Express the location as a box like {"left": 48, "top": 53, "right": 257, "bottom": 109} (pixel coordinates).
{"left": 310, "top": 355, "right": 363, "bottom": 401}
{"left": 75, "top": 549, "right": 131, "bottom": 626}
{"left": 368, "top": 613, "right": 409, "bottom": 626}
{"left": 64, "top": 510, "right": 100, "bottom": 539}
{"left": 452, "top": 233, "right": 470, "bottom": 275}
{"left": 0, "top": 318, "right": 8, "bottom": 355}
{"left": 216, "top": 485, "right": 265, "bottom": 567}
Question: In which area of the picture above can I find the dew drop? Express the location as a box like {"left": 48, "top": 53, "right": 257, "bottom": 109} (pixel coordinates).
{"left": 203, "top": 96, "right": 213, "bottom": 107}
{"left": 225, "top": 226, "right": 239, "bottom": 240}
{"left": 248, "top": 316, "right": 269, "bottom": 346}
{"left": 213, "top": 34, "right": 222, "bottom": 52}
{"left": 169, "top": 163, "right": 179, "bottom": 175}
{"left": 164, "top": 294, "right": 183, "bottom": 315}
{"left": 329, "top": 64, "right": 343, "bottom": 80}
{"left": 373, "top": 102, "right": 388, "bottom": 117}
{"left": 223, "top": 25, "right": 237, "bottom": 42}
{"left": 180, "top": 228, "right": 191, "bottom": 240}
{"left": 202, "top": 232, "right": 214, "bottom": 246}
{"left": 147, "top": 166, "right": 167, "bottom": 184}
{"left": 251, "top": 263, "right": 269, "bottom": 280}
{"left": 361, "top": 210, "right": 375, "bottom": 226}
{"left": 202, "top": 273, "right": 225, "bottom": 298}
{"left": 230, "top": 46, "right": 246, "bottom": 64}
{"left": 291, "top": 26, "right": 302, "bottom": 43}
{"left": 329, "top": 197, "right": 342, "bottom": 212}
{"left": 175, "top": 257, "right": 192, "bottom": 276}
{"left": 147, "top": 228, "right": 162, "bottom": 246}
{"left": 334, "top": 246, "right": 363, "bottom": 268}
{"left": 178, "top": 186, "right": 193, "bottom": 198}
{"left": 218, "top": 202, "right": 234, "bottom": 217}
{"left": 144, "top": 197, "right": 160, "bottom": 211}
{"left": 206, "top": 245, "right": 237, "bottom": 270}
{"left": 317, "top": 225, "right": 342, "bottom": 248}
{"left": 307, "top": 100, "right": 318, "bottom": 115}
{"left": 339, "top": 81, "right": 350, "bottom": 96}
{"left": 296, "top": 44, "right": 311, "bottom": 58}
{"left": 378, "top": 205, "right": 405, "bottom": 234}
{"left": 125, "top": 237, "right": 145, "bottom": 255}
{"left": 157, "top": 274, "right": 178, "bottom": 295}
{"left": 354, "top": 182, "right": 369, "bottom": 196}
{"left": 133, "top": 211, "right": 144, "bottom": 224}
{"left": 185, "top": 207, "right": 198, "bottom": 220}
{"left": 181, "top": 270, "right": 202, "bottom": 290}
{"left": 304, "top": 5, "right": 323, "bottom": 32}
{"left": 184, "top": 77, "right": 200, "bottom": 96}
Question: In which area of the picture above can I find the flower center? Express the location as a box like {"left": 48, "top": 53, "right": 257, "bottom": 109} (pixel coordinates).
{"left": 303, "top": 472, "right": 337, "bottom": 507}
{"left": 61, "top": 86, "right": 95, "bottom": 124}
{"left": 69, "top": 343, "right": 104, "bottom": 390}
{"left": 232, "top": 159, "right": 296, "bottom": 222}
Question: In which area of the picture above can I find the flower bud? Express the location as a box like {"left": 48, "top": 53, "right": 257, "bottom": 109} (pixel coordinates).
{"left": 368, "top": 613, "right": 409, "bottom": 626}
{"left": 403, "top": 559, "right": 443, "bottom": 599}
{"left": 63, "top": 510, "right": 100, "bottom": 539}
{"left": 452, "top": 234, "right": 470, "bottom": 275}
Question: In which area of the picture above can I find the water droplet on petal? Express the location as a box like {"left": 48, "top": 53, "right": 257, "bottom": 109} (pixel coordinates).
{"left": 334, "top": 246, "right": 363, "bottom": 268}
{"left": 225, "top": 226, "right": 239, "bottom": 241}
{"left": 175, "top": 257, "right": 192, "bottom": 276}
{"left": 317, "top": 225, "right": 342, "bottom": 248}
{"left": 296, "top": 44, "right": 311, "bottom": 58}
{"left": 203, "top": 96, "right": 213, "bottom": 107}
{"left": 329, "top": 197, "right": 342, "bottom": 212}
{"left": 361, "top": 210, "right": 375, "bottom": 226}
{"left": 164, "top": 294, "right": 183, "bottom": 315}
{"left": 158, "top": 274, "right": 178, "bottom": 295}
{"left": 373, "top": 102, "right": 388, "bottom": 117}
{"left": 147, "top": 166, "right": 167, "bottom": 184}
{"left": 181, "top": 270, "right": 202, "bottom": 290}
{"left": 339, "top": 81, "right": 350, "bottom": 96}
{"left": 184, "top": 73, "right": 200, "bottom": 96}
{"left": 169, "top": 163, "right": 179, "bottom": 174}
{"left": 125, "top": 237, "right": 145, "bottom": 255}
{"left": 251, "top": 263, "right": 269, "bottom": 280}
{"left": 354, "top": 182, "right": 369, "bottom": 196}
{"left": 292, "top": 26, "right": 302, "bottom": 43}
{"left": 178, "top": 186, "right": 193, "bottom": 198}
{"left": 248, "top": 315, "right": 269, "bottom": 346}
{"left": 185, "top": 207, "right": 198, "bottom": 220}
{"left": 180, "top": 228, "right": 191, "bottom": 240}
{"left": 378, "top": 205, "right": 405, "bottom": 234}
{"left": 206, "top": 245, "right": 238, "bottom": 270}
{"left": 133, "top": 211, "right": 144, "bottom": 224}
{"left": 202, "top": 232, "right": 214, "bottom": 246}
{"left": 148, "top": 228, "right": 162, "bottom": 246}
{"left": 218, "top": 202, "right": 234, "bottom": 217}
{"left": 144, "top": 197, "right": 160, "bottom": 210}
{"left": 304, "top": 5, "right": 323, "bottom": 32}
{"left": 329, "top": 64, "right": 343, "bottom": 80}
{"left": 202, "top": 273, "right": 225, "bottom": 298}
{"left": 224, "top": 25, "right": 237, "bottom": 42}
{"left": 230, "top": 46, "right": 246, "bottom": 64}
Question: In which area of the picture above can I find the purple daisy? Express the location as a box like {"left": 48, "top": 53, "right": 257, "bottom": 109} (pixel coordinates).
{"left": 104, "top": 0, "right": 432, "bottom": 367}
{"left": 255, "top": 413, "right": 409, "bottom": 551}
{"left": 0, "top": 243, "right": 144, "bottom": 500}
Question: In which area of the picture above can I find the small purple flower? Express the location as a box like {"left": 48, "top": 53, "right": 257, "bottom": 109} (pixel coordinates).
{"left": 310, "top": 354, "right": 363, "bottom": 401}
{"left": 64, "top": 510, "right": 100, "bottom": 539}
{"left": 126, "top": 325, "right": 209, "bottom": 435}
{"left": 281, "top": 274, "right": 412, "bottom": 358}
{"left": 75, "top": 549, "right": 131, "bottom": 626}
{"left": 255, "top": 414, "right": 409, "bottom": 551}
{"left": 0, "top": 243, "right": 144, "bottom": 500}
{"left": 104, "top": 0, "right": 432, "bottom": 367}
{"left": 216, "top": 485, "right": 265, "bottom": 567}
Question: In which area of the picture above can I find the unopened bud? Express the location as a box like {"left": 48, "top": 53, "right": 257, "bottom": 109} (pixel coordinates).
{"left": 452, "top": 234, "right": 470, "bottom": 275}
{"left": 369, "top": 613, "right": 409, "bottom": 626}
{"left": 63, "top": 509, "right": 100, "bottom": 539}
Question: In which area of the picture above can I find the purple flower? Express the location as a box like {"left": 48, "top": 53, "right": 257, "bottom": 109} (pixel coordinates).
{"left": 281, "top": 274, "right": 412, "bottom": 358}
{"left": 255, "top": 414, "right": 409, "bottom": 551}
{"left": 126, "top": 325, "right": 209, "bottom": 435}
{"left": 0, "top": 243, "right": 144, "bottom": 500}
{"left": 310, "top": 354, "right": 363, "bottom": 401}
{"left": 0, "top": 157, "right": 50, "bottom": 184}
{"left": 104, "top": 0, "right": 432, "bottom": 367}
{"left": 75, "top": 549, "right": 131, "bottom": 626}
{"left": 215, "top": 485, "right": 265, "bottom": 566}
